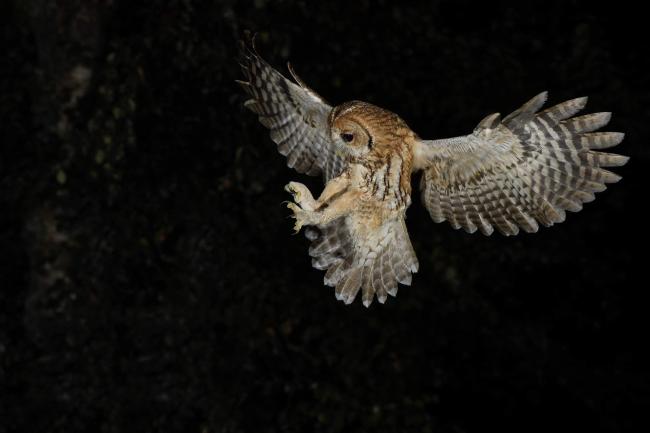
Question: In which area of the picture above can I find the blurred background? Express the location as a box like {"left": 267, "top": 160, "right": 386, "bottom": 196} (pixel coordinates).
{"left": 1, "top": 1, "right": 648, "bottom": 432}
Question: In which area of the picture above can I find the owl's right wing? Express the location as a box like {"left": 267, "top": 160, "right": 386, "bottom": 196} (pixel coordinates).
{"left": 415, "top": 92, "right": 628, "bottom": 235}
{"left": 238, "top": 34, "right": 345, "bottom": 181}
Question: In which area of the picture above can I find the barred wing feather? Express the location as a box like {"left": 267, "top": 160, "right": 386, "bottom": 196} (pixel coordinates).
{"left": 238, "top": 35, "right": 345, "bottom": 181}
{"left": 418, "top": 92, "right": 628, "bottom": 235}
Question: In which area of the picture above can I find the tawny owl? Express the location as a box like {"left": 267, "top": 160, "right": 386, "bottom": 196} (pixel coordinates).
{"left": 237, "top": 34, "right": 628, "bottom": 307}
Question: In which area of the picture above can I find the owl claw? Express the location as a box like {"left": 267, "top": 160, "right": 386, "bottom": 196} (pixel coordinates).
{"left": 284, "top": 183, "right": 299, "bottom": 200}
{"left": 287, "top": 202, "right": 309, "bottom": 233}
{"left": 284, "top": 181, "right": 316, "bottom": 210}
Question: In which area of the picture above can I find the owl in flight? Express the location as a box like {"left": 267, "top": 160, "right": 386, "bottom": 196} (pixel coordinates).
{"left": 237, "top": 34, "right": 628, "bottom": 307}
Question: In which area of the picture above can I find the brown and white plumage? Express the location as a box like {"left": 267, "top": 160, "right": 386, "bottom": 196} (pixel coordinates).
{"left": 238, "top": 34, "right": 628, "bottom": 307}
{"left": 308, "top": 215, "right": 417, "bottom": 306}
{"left": 416, "top": 92, "right": 628, "bottom": 235}
{"left": 237, "top": 36, "right": 345, "bottom": 180}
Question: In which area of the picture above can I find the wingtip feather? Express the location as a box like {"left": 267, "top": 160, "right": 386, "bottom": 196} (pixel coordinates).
{"left": 575, "top": 96, "right": 589, "bottom": 108}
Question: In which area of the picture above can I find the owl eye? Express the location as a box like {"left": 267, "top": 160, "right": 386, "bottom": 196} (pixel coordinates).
{"left": 341, "top": 132, "right": 354, "bottom": 143}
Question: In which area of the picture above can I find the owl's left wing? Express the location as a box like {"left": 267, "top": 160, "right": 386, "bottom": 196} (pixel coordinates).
{"left": 238, "top": 34, "right": 345, "bottom": 181}
{"left": 415, "top": 92, "right": 628, "bottom": 235}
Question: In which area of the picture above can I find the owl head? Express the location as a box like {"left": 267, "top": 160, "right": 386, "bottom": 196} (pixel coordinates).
{"left": 329, "top": 101, "right": 411, "bottom": 162}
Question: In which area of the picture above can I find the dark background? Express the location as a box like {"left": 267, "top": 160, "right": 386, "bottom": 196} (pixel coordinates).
{"left": 1, "top": 1, "right": 648, "bottom": 432}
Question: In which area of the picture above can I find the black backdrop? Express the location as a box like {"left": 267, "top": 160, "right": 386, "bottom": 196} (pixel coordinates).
{"left": 1, "top": 1, "right": 648, "bottom": 432}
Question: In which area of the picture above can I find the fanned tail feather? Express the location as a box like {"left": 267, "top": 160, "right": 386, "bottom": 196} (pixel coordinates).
{"left": 307, "top": 217, "right": 417, "bottom": 307}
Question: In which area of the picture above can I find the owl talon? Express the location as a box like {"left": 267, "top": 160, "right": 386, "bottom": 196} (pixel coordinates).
{"left": 287, "top": 202, "right": 310, "bottom": 233}
{"left": 284, "top": 183, "right": 300, "bottom": 201}
{"left": 285, "top": 181, "right": 316, "bottom": 211}
{"left": 286, "top": 201, "right": 301, "bottom": 212}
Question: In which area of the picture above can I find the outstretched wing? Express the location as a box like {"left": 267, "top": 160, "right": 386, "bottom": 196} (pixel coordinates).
{"left": 238, "top": 34, "right": 345, "bottom": 181}
{"left": 415, "top": 92, "right": 628, "bottom": 235}
{"left": 306, "top": 216, "right": 418, "bottom": 307}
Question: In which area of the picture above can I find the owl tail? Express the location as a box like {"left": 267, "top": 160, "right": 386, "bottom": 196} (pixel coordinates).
{"left": 306, "top": 216, "right": 418, "bottom": 307}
